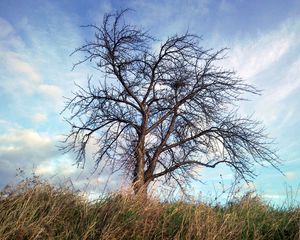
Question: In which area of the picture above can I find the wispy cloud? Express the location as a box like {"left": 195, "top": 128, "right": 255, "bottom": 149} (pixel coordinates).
{"left": 0, "top": 16, "right": 68, "bottom": 119}
{"left": 0, "top": 50, "right": 63, "bottom": 102}
{"left": 267, "top": 58, "right": 300, "bottom": 103}
{"left": 220, "top": 18, "right": 300, "bottom": 132}
{"left": 0, "top": 18, "right": 14, "bottom": 38}
{"left": 249, "top": 56, "right": 300, "bottom": 128}
{"left": 227, "top": 24, "right": 295, "bottom": 80}
{"left": 2, "top": 52, "right": 41, "bottom": 82}
{"left": 0, "top": 17, "right": 24, "bottom": 49}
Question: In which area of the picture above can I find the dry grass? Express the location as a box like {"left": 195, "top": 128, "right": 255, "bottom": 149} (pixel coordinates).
{"left": 1, "top": 179, "right": 300, "bottom": 240}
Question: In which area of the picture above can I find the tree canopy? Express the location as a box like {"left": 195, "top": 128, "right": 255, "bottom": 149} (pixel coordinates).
{"left": 62, "top": 9, "right": 280, "bottom": 196}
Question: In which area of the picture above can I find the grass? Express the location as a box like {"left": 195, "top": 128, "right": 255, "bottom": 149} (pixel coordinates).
{"left": 0, "top": 178, "right": 300, "bottom": 239}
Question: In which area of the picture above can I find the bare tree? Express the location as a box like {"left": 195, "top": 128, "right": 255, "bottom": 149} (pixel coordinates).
{"left": 61, "top": 9, "right": 280, "bottom": 196}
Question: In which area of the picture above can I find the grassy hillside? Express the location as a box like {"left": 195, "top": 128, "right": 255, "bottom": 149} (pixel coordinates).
{"left": 0, "top": 179, "right": 299, "bottom": 240}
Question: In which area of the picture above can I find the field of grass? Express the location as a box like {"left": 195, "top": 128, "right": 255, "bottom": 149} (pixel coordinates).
{"left": 0, "top": 178, "right": 300, "bottom": 240}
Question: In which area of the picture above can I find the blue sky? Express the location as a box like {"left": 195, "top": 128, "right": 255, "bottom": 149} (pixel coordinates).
{"left": 1, "top": 0, "right": 300, "bottom": 205}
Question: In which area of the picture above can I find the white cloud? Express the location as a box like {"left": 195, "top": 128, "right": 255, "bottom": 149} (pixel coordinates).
{"left": 35, "top": 164, "right": 56, "bottom": 175}
{"left": 226, "top": 19, "right": 300, "bottom": 129}
{"left": 0, "top": 17, "right": 66, "bottom": 113}
{"left": 35, "top": 157, "right": 77, "bottom": 176}
{"left": 0, "top": 127, "right": 84, "bottom": 189}
{"left": 0, "top": 119, "right": 19, "bottom": 128}
{"left": 247, "top": 56, "right": 300, "bottom": 126}
{"left": 3, "top": 52, "right": 41, "bottom": 82}
{"left": 267, "top": 58, "right": 300, "bottom": 102}
{"left": 0, "top": 50, "right": 65, "bottom": 100}
{"left": 0, "top": 128, "right": 52, "bottom": 154}
{"left": 0, "top": 128, "right": 58, "bottom": 180}
{"left": 0, "top": 127, "right": 119, "bottom": 187}
{"left": 227, "top": 28, "right": 294, "bottom": 80}
{"left": 38, "top": 84, "right": 63, "bottom": 100}
{"left": 32, "top": 113, "right": 47, "bottom": 123}
{"left": 0, "top": 54, "right": 63, "bottom": 106}
{"left": 262, "top": 194, "right": 283, "bottom": 200}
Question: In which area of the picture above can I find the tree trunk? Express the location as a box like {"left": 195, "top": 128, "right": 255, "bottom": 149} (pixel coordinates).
{"left": 132, "top": 112, "right": 150, "bottom": 197}
{"left": 133, "top": 134, "right": 147, "bottom": 196}
{"left": 132, "top": 178, "right": 148, "bottom": 198}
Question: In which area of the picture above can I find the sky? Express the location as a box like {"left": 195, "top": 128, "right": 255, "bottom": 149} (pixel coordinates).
{"left": 1, "top": 0, "right": 300, "bottom": 205}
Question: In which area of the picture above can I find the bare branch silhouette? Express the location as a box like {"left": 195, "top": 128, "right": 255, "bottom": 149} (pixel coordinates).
{"left": 61, "top": 9, "right": 280, "bottom": 196}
